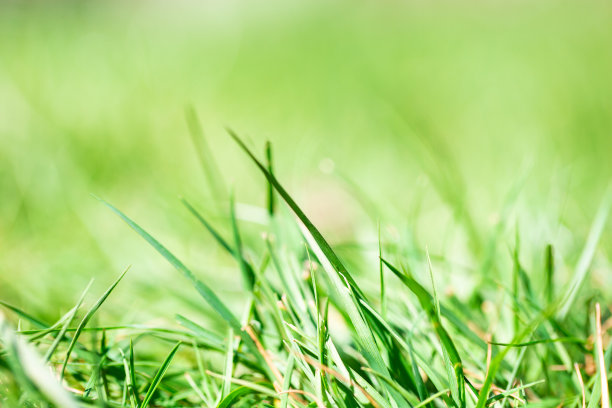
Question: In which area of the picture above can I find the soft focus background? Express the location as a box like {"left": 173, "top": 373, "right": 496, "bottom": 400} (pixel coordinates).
{"left": 1, "top": 0, "right": 611, "bottom": 326}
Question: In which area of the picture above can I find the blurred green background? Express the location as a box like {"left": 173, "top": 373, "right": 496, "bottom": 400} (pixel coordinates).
{"left": 1, "top": 1, "right": 611, "bottom": 325}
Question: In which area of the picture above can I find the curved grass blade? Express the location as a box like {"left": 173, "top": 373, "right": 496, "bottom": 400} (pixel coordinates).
{"left": 139, "top": 341, "right": 181, "bottom": 408}
{"left": 217, "top": 385, "right": 260, "bottom": 408}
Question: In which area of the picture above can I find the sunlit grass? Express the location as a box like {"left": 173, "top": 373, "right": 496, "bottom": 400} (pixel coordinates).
{"left": 1, "top": 0, "right": 612, "bottom": 406}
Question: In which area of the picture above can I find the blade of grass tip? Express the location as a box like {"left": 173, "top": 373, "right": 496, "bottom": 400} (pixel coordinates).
{"left": 265, "top": 140, "right": 275, "bottom": 217}
{"left": 139, "top": 341, "right": 181, "bottom": 408}
{"left": 595, "top": 303, "right": 609, "bottom": 408}
{"left": 227, "top": 128, "right": 362, "bottom": 296}
{"left": 230, "top": 192, "right": 255, "bottom": 290}
{"left": 44, "top": 279, "right": 93, "bottom": 362}
{"left": 60, "top": 267, "right": 129, "bottom": 382}
{"left": 558, "top": 190, "right": 612, "bottom": 319}
{"left": 185, "top": 105, "right": 226, "bottom": 200}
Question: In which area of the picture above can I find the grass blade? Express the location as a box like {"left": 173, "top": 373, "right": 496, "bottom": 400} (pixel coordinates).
{"left": 139, "top": 341, "right": 181, "bottom": 408}
{"left": 265, "top": 140, "right": 275, "bottom": 217}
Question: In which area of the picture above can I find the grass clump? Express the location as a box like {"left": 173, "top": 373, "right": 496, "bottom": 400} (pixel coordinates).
{"left": 0, "top": 131, "right": 611, "bottom": 408}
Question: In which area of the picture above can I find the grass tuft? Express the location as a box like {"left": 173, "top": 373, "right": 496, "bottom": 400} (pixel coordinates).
{"left": 0, "top": 137, "right": 610, "bottom": 408}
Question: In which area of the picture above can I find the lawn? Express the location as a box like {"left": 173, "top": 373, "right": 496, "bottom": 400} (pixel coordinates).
{"left": 1, "top": 1, "right": 611, "bottom": 406}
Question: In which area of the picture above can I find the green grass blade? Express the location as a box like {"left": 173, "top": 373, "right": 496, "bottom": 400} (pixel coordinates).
{"left": 139, "top": 341, "right": 181, "bottom": 408}
{"left": 265, "top": 140, "right": 275, "bottom": 217}
{"left": 217, "top": 385, "right": 261, "bottom": 408}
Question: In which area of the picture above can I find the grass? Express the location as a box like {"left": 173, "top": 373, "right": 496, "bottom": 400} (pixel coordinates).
{"left": 1, "top": 1, "right": 612, "bottom": 406}
{"left": 0, "top": 130, "right": 611, "bottom": 407}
